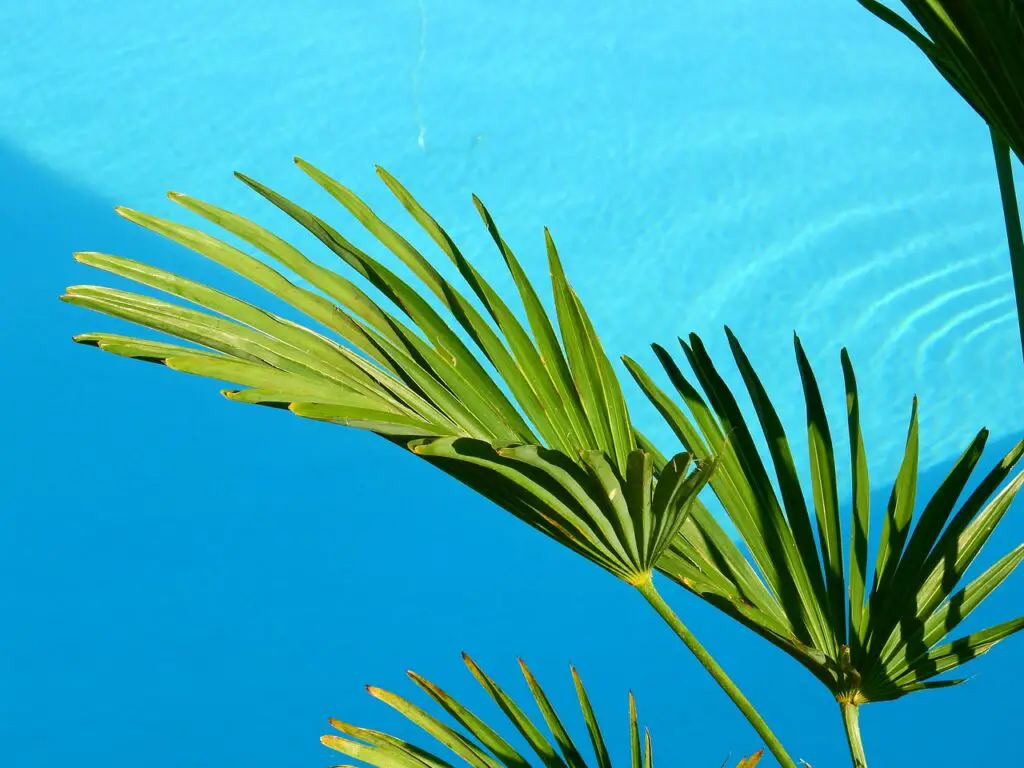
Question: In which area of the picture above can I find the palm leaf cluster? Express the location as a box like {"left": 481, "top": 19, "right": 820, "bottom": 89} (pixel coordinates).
{"left": 858, "top": 0, "right": 1024, "bottom": 163}
{"left": 64, "top": 161, "right": 712, "bottom": 585}
{"left": 625, "top": 334, "right": 1024, "bottom": 702}
{"left": 66, "top": 163, "right": 1024, "bottom": 717}
{"left": 323, "top": 654, "right": 763, "bottom": 768}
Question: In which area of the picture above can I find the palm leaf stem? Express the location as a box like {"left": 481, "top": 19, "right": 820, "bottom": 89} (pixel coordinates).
{"left": 992, "top": 127, "right": 1024, "bottom": 363}
{"left": 839, "top": 702, "right": 867, "bottom": 768}
{"left": 635, "top": 576, "right": 797, "bottom": 768}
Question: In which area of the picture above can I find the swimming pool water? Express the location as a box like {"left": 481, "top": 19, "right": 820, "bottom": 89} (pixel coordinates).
{"left": 3, "top": 1, "right": 1022, "bottom": 766}
{"left": 5, "top": 1, "right": 1019, "bottom": 474}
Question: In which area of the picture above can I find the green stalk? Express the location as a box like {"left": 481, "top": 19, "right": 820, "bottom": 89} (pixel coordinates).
{"left": 839, "top": 701, "right": 867, "bottom": 768}
{"left": 635, "top": 576, "right": 798, "bottom": 768}
{"left": 991, "top": 128, "right": 1024, "bottom": 363}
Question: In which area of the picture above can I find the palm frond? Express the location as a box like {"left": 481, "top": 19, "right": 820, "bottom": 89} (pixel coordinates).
{"left": 323, "top": 655, "right": 760, "bottom": 768}
{"left": 624, "top": 330, "right": 1024, "bottom": 703}
{"left": 65, "top": 161, "right": 711, "bottom": 585}
{"left": 66, "top": 163, "right": 799, "bottom": 767}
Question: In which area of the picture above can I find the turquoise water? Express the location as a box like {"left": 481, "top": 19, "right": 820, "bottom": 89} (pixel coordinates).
{"left": 5, "top": 1, "right": 1020, "bottom": 471}
{"left": 3, "top": 1, "right": 1022, "bottom": 766}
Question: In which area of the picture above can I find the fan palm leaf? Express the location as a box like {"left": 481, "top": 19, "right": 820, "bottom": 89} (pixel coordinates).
{"left": 64, "top": 162, "right": 796, "bottom": 767}
{"left": 324, "top": 654, "right": 763, "bottom": 768}
{"left": 624, "top": 329, "right": 1024, "bottom": 766}
{"left": 856, "top": 0, "right": 1024, "bottom": 361}
{"left": 66, "top": 163, "right": 707, "bottom": 585}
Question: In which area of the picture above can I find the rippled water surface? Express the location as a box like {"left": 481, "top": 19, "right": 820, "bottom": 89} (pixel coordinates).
{"left": 4, "top": 1, "right": 1020, "bottom": 477}
{"left": 3, "top": 1, "right": 1023, "bottom": 766}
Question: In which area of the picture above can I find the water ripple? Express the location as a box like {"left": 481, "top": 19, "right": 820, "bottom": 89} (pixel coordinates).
{"left": 953, "top": 310, "right": 1019, "bottom": 353}
{"left": 850, "top": 254, "right": 991, "bottom": 334}
{"left": 915, "top": 293, "right": 1014, "bottom": 381}
{"left": 876, "top": 265, "right": 1008, "bottom": 356}
{"left": 814, "top": 219, "right": 992, "bottom": 332}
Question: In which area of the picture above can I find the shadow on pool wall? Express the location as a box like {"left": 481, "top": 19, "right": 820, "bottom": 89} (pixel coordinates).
{"left": 3, "top": 141, "right": 1023, "bottom": 767}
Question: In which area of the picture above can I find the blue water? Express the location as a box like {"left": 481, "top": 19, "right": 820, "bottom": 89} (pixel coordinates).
{"left": 3, "top": 1, "right": 1022, "bottom": 765}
